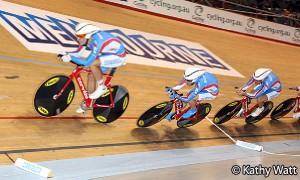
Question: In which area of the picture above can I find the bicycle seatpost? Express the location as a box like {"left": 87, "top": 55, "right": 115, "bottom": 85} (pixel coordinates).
{"left": 109, "top": 68, "right": 117, "bottom": 76}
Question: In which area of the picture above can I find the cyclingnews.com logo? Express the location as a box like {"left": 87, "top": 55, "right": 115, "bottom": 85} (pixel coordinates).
{"left": 133, "top": 0, "right": 147, "bottom": 9}
{"left": 192, "top": 5, "right": 204, "bottom": 23}
{"left": 293, "top": 28, "right": 300, "bottom": 43}
{"left": 245, "top": 18, "right": 256, "bottom": 35}
{"left": 231, "top": 164, "right": 298, "bottom": 177}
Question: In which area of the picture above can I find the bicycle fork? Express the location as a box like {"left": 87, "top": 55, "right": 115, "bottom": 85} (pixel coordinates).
{"left": 53, "top": 77, "right": 74, "bottom": 100}
{"left": 295, "top": 96, "right": 300, "bottom": 113}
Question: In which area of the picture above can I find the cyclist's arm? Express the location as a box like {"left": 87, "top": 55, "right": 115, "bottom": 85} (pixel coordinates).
{"left": 68, "top": 45, "right": 86, "bottom": 57}
{"left": 242, "top": 77, "right": 255, "bottom": 91}
{"left": 245, "top": 83, "right": 268, "bottom": 99}
{"left": 172, "top": 78, "right": 186, "bottom": 91}
{"left": 290, "top": 84, "right": 300, "bottom": 96}
{"left": 291, "top": 84, "right": 300, "bottom": 90}
{"left": 70, "top": 52, "right": 98, "bottom": 66}
{"left": 70, "top": 40, "right": 102, "bottom": 66}
{"left": 177, "top": 85, "right": 200, "bottom": 103}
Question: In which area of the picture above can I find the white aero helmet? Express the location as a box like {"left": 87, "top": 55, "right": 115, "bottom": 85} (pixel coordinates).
{"left": 184, "top": 67, "right": 206, "bottom": 83}
{"left": 253, "top": 68, "right": 272, "bottom": 80}
{"left": 75, "top": 22, "right": 102, "bottom": 39}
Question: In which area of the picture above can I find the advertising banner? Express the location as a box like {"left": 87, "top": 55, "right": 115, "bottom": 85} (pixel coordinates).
{"left": 0, "top": 0, "right": 243, "bottom": 77}
{"left": 104, "top": 0, "right": 300, "bottom": 45}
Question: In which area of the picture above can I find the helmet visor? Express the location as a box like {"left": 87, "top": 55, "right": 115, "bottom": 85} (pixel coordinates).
{"left": 185, "top": 79, "right": 193, "bottom": 82}
{"left": 75, "top": 34, "right": 86, "bottom": 38}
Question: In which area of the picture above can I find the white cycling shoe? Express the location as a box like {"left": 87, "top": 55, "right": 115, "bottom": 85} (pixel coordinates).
{"left": 293, "top": 112, "right": 300, "bottom": 119}
{"left": 89, "top": 84, "right": 108, "bottom": 99}
{"left": 251, "top": 106, "right": 264, "bottom": 117}
{"left": 76, "top": 106, "right": 86, "bottom": 114}
{"left": 235, "top": 108, "right": 244, "bottom": 117}
{"left": 76, "top": 100, "right": 92, "bottom": 114}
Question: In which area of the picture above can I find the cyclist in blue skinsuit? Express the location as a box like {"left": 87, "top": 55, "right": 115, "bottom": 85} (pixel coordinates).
{"left": 166, "top": 67, "right": 219, "bottom": 121}
{"left": 291, "top": 84, "right": 300, "bottom": 119}
{"left": 57, "top": 22, "right": 126, "bottom": 113}
{"left": 235, "top": 68, "right": 282, "bottom": 117}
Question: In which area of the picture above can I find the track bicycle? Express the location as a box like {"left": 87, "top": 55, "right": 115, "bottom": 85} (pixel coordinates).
{"left": 33, "top": 64, "right": 129, "bottom": 123}
{"left": 213, "top": 87, "right": 273, "bottom": 124}
{"left": 270, "top": 87, "right": 300, "bottom": 120}
{"left": 137, "top": 87, "right": 212, "bottom": 128}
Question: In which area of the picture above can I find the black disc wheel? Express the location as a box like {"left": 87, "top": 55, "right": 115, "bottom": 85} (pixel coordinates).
{"left": 213, "top": 101, "right": 242, "bottom": 124}
{"left": 177, "top": 103, "right": 212, "bottom": 128}
{"left": 137, "top": 101, "right": 173, "bottom": 127}
{"left": 93, "top": 85, "right": 129, "bottom": 123}
{"left": 270, "top": 98, "right": 296, "bottom": 120}
{"left": 245, "top": 101, "right": 273, "bottom": 124}
{"left": 34, "top": 75, "right": 75, "bottom": 117}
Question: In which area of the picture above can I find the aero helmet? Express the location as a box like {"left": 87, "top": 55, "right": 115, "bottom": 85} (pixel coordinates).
{"left": 253, "top": 68, "right": 272, "bottom": 80}
{"left": 75, "top": 22, "right": 102, "bottom": 39}
{"left": 184, "top": 67, "right": 206, "bottom": 83}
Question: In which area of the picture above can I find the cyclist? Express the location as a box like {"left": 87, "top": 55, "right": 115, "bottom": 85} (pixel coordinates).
{"left": 290, "top": 85, "right": 300, "bottom": 119}
{"left": 235, "top": 68, "right": 282, "bottom": 117}
{"left": 166, "top": 67, "right": 219, "bottom": 120}
{"left": 57, "top": 22, "right": 126, "bottom": 113}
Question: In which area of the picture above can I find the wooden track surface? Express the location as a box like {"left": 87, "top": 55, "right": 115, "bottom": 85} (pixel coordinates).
{"left": 0, "top": 0, "right": 299, "bottom": 165}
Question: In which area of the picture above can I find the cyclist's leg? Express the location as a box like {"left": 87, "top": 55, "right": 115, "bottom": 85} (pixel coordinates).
{"left": 166, "top": 100, "right": 185, "bottom": 122}
{"left": 265, "top": 89, "right": 280, "bottom": 101}
{"left": 257, "top": 94, "right": 268, "bottom": 107}
{"left": 185, "top": 88, "right": 199, "bottom": 109}
{"left": 166, "top": 112, "right": 175, "bottom": 121}
{"left": 293, "top": 91, "right": 300, "bottom": 118}
{"left": 293, "top": 91, "right": 300, "bottom": 119}
{"left": 247, "top": 86, "right": 266, "bottom": 116}
{"left": 89, "top": 59, "right": 107, "bottom": 99}
{"left": 90, "top": 59, "right": 102, "bottom": 82}
{"left": 182, "top": 91, "right": 217, "bottom": 119}
{"left": 76, "top": 73, "right": 96, "bottom": 113}
{"left": 252, "top": 89, "right": 280, "bottom": 116}
{"left": 89, "top": 55, "right": 125, "bottom": 99}
{"left": 250, "top": 95, "right": 267, "bottom": 116}
{"left": 87, "top": 73, "right": 96, "bottom": 95}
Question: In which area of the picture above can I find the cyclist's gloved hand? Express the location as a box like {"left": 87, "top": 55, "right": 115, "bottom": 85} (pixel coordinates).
{"left": 61, "top": 54, "right": 72, "bottom": 63}
{"left": 166, "top": 87, "right": 173, "bottom": 93}
{"left": 169, "top": 92, "right": 177, "bottom": 99}
{"left": 57, "top": 51, "right": 67, "bottom": 58}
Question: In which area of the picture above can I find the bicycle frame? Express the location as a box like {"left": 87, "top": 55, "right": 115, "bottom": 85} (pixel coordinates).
{"left": 173, "top": 98, "right": 201, "bottom": 121}
{"left": 227, "top": 96, "right": 258, "bottom": 117}
{"left": 53, "top": 66, "right": 115, "bottom": 108}
{"left": 294, "top": 95, "right": 300, "bottom": 113}
{"left": 241, "top": 97, "right": 259, "bottom": 117}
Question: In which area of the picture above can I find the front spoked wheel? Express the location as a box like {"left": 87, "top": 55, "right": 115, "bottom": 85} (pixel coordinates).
{"left": 137, "top": 101, "right": 173, "bottom": 127}
{"left": 34, "top": 75, "right": 75, "bottom": 117}
{"left": 177, "top": 103, "right": 212, "bottom": 128}
{"left": 245, "top": 101, "right": 273, "bottom": 124}
{"left": 93, "top": 85, "right": 129, "bottom": 123}
{"left": 213, "top": 101, "right": 242, "bottom": 124}
{"left": 270, "top": 98, "right": 296, "bottom": 120}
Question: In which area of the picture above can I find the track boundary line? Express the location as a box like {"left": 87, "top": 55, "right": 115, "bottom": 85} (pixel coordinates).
{"left": 0, "top": 116, "right": 294, "bottom": 120}
{"left": 1, "top": 132, "right": 300, "bottom": 154}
